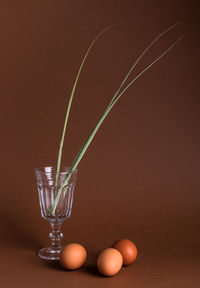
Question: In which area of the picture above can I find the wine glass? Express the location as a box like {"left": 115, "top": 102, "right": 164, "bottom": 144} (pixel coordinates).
{"left": 34, "top": 166, "right": 77, "bottom": 260}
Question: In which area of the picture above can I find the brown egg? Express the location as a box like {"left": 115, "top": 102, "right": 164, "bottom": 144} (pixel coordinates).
{"left": 59, "top": 243, "right": 87, "bottom": 270}
{"left": 97, "top": 248, "right": 123, "bottom": 276}
{"left": 112, "top": 239, "right": 137, "bottom": 266}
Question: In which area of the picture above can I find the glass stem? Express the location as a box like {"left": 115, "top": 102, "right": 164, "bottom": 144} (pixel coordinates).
{"left": 49, "top": 223, "right": 63, "bottom": 252}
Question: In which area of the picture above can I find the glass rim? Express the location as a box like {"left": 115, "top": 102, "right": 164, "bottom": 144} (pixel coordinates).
{"left": 34, "top": 166, "right": 78, "bottom": 175}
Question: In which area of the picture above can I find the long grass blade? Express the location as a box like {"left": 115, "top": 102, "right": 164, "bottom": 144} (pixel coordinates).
{"left": 56, "top": 21, "right": 132, "bottom": 181}
{"left": 50, "top": 32, "right": 186, "bottom": 215}
{"left": 68, "top": 34, "right": 186, "bottom": 175}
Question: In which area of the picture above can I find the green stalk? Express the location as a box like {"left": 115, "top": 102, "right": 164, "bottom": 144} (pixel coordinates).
{"left": 50, "top": 32, "right": 186, "bottom": 215}
{"left": 55, "top": 22, "right": 179, "bottom": 188}
{"left": 67, "top": 34, "right": 186, "bottom": 173}
{"left": 55, "top": 21, "right": 131, "bottom": 186}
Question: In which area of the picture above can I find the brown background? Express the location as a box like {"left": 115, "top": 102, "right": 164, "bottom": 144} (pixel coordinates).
{"left": 0, "top": 0, "right": 200, "bottom": 287}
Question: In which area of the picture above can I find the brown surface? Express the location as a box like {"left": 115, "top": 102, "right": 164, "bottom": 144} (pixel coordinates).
{"left": 0, "top": 0, "right": 200, "bottom": 287}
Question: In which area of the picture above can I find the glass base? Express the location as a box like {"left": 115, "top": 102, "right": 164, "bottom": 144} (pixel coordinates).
{"left": 37, "top": 247, "right": 62, "bottom": 260}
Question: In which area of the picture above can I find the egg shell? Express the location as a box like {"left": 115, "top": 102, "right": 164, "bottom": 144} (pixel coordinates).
{"left": 59, "top": 243, "right": 87, "bottom": 270}
{"left": 97, "top": 248, "right": 123, "bottom": 276}
{"left": 112, "top": 239, "right": 137, "bottom": 266}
